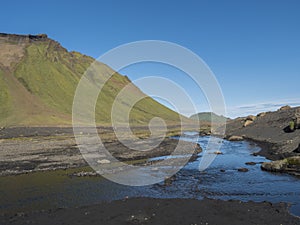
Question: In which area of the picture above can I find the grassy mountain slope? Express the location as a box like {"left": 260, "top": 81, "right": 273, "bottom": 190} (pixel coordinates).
{"left": 0, "top": 33, "right": 182, "bottom": 127}
{"left": 0, "top": 69, "right": 12, "bottom": 120}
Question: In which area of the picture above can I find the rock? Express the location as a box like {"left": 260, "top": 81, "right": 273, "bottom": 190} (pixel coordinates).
{"left": 206, "top": 130, "right": 212, "bottom": 135}
{"left": 72, "top": 171, "right": 98, "bottom": 177}
{"left": 189, "top": 154, "right": 199, "bottom": 162}
{"left": 243, "top": 120, "right": 254, "bottom": 127}
{"left": 214, "top": 151, "right": 223, "bottom": 155}
{"left": 15, "top": 212, "right": 26, "bottom": 217}
{"left": 97, "top": 159, "right": 111, "bottom": 164}
{"left": 257, "top": 112, "right": 266, "bottom": 117}
{"left": 261, "top": 160, "right": 287, "bottom": 172}
{"left": 293, "top": 144, "right": 300, "bottom": 153}
{"left": 200, "top": 130, "right": 211, "bottom": 136}
{"left": 220, "top": 169, "right": 226, "bottom": 172}
{"left": 228, "top": 135, "right": 244, "bottom": 141}
{"left": 164, "top": 175, "right": 176, "bottom": 186}
{"left": 245, "top": 162, "right": 256, "bottom": 166}
{"left": 238, "top": 168, "right": 249, "bottom": 172}
{"left": 279, "top": 105, "right": 291, "bottom": 111}
{"left": 251, "top": 152, "right": 259, "bottom": 156}
{"left": 246, "top": 115, "right": 256, "bottom": 121}
{"left": 195, "top": 143, "right": 203, "bottom": 154}
{"left": 261, "top": 157, "right": 300, "bottom": 175}
{"left": 286, "top": 156, "right": 300, "bottom": 165}
{"left": 241, "top": 115, "right": 256, "bottom": 127}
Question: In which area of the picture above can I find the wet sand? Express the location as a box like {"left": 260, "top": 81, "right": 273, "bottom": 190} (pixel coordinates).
{"left": 2, "top": 197, "right": 299, "bottom": 225}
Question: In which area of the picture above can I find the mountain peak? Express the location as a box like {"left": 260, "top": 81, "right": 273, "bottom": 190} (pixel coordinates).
{"left": 0, "top": 33, "right": 49, "bottom": 43}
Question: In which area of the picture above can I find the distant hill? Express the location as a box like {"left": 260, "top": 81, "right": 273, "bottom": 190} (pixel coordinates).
{"left": 190, "top": 112, "right": 228, "bottom": 123}
{"left": 0, "top": 33, "right": 184, "bottom": 127}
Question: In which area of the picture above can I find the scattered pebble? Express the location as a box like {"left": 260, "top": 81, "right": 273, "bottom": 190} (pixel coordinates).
{"left": 214, "top": 151, "right": 223, "bottom": 155}
{"left": 238, "top": 168, "right": 249, "bottom": 172}
{"left": 97, "top": 159, "right": 111, "bottom": 164}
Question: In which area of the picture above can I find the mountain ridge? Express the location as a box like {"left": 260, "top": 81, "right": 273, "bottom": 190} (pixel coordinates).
{"left": 0, "top": 33, "right": 184, "bottom": 127}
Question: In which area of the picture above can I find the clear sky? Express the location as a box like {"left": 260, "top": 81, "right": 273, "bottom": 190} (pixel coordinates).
{"left": 1, "top": 0, "right": 300, "bottom": 118}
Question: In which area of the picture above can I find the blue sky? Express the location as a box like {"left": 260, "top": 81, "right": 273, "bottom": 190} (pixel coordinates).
{"left": 1, "top": 0, "right": 300, "bottom": 118}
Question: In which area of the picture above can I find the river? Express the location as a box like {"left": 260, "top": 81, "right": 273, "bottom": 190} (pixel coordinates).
{"left": 1, "top": 135, "right": 300, "bottom": 216}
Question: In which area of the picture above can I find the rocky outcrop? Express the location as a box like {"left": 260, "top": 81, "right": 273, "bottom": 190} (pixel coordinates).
{"left": 279, "top": 105, "right": 291, "bottom": 111}
{"left": 243, "top": 120, "right": 254, "bottom": 127}
{"left": 224, "top": 106, "right": 300, "bottom": 160}
{"left": 246, "top": 115, "right": 256, "bottom": 121}
{"left": 261, "top": 160, "right": 287, "bottom": 172}
{"left": 222, "top": 106, "right": 300, "bottom": 176}
{"left": 241, "top": 115, "right": 256, "bottom": 127}
{"left": 261, "top": 156, "right": 300, "bottom": 176}
{"left": 0, "top": 33, "right": 48, "bottom": 43}
{"left": 257, "top": 112, "right": 267, "bottom": 117}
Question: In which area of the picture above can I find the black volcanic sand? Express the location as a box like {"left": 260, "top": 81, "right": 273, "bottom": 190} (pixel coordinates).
{"left": 225, "top": 106, "right": 300, "bottom": 160}
{"left": 2, "top": 198, "right": 299, "bottom": 225}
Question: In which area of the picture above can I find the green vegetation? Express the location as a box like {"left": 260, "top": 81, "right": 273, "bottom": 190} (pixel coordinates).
{"left": 0, "top": 36, "right": 184, "bottom": 126}
{"left": 286, "top": 157, "right": 300, "bottom": 166}
{"left": 289, "top": 120, "right": 295, "bottom": 132}
{"left": 0, "top": 69, "right": 12, "bottom": 125}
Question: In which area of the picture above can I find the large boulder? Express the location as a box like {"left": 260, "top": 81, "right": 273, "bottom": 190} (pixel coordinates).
{"left": 279, "top": 105, "right": 291, "bottom": 111}
{"left": 261, "top": 160, "right": 287, "bottom": 172}
{"left": 243, "top": 115, "right": 256, "bottom": 127}
{"left": 228, "top": 135, "right": 244, "bottom": 141}
{"left": 246, "top": 115, "right": 256, "bottom": 121}
{"left": 261, "top": 156, "right": 300, "bottom": 175}
{"left": 243, "top": 120, "right": 253, "bottom": 127}
{"left": 257, "top": 112, "right": 267, "bottom": 117}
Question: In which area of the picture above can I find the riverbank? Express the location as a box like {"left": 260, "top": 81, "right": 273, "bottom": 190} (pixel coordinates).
{"left": 2, "top": 197, "right": 299, "bottom": 225}
{"left": 224, "top": 106, "right": 300, "bottom": 159}
{"left": 0, "top": 126, "right": 200, "bottom": 176}
{"left": 223, "top": 106, "right": 300, "bottom": 176}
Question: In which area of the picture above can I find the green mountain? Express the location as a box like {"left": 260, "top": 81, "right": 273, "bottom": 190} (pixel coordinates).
{"left": 0, "top": 33, "right": 183, "bottom": 127}
{"left": 190, "top": 112, "right": 228, "bottom": 123}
